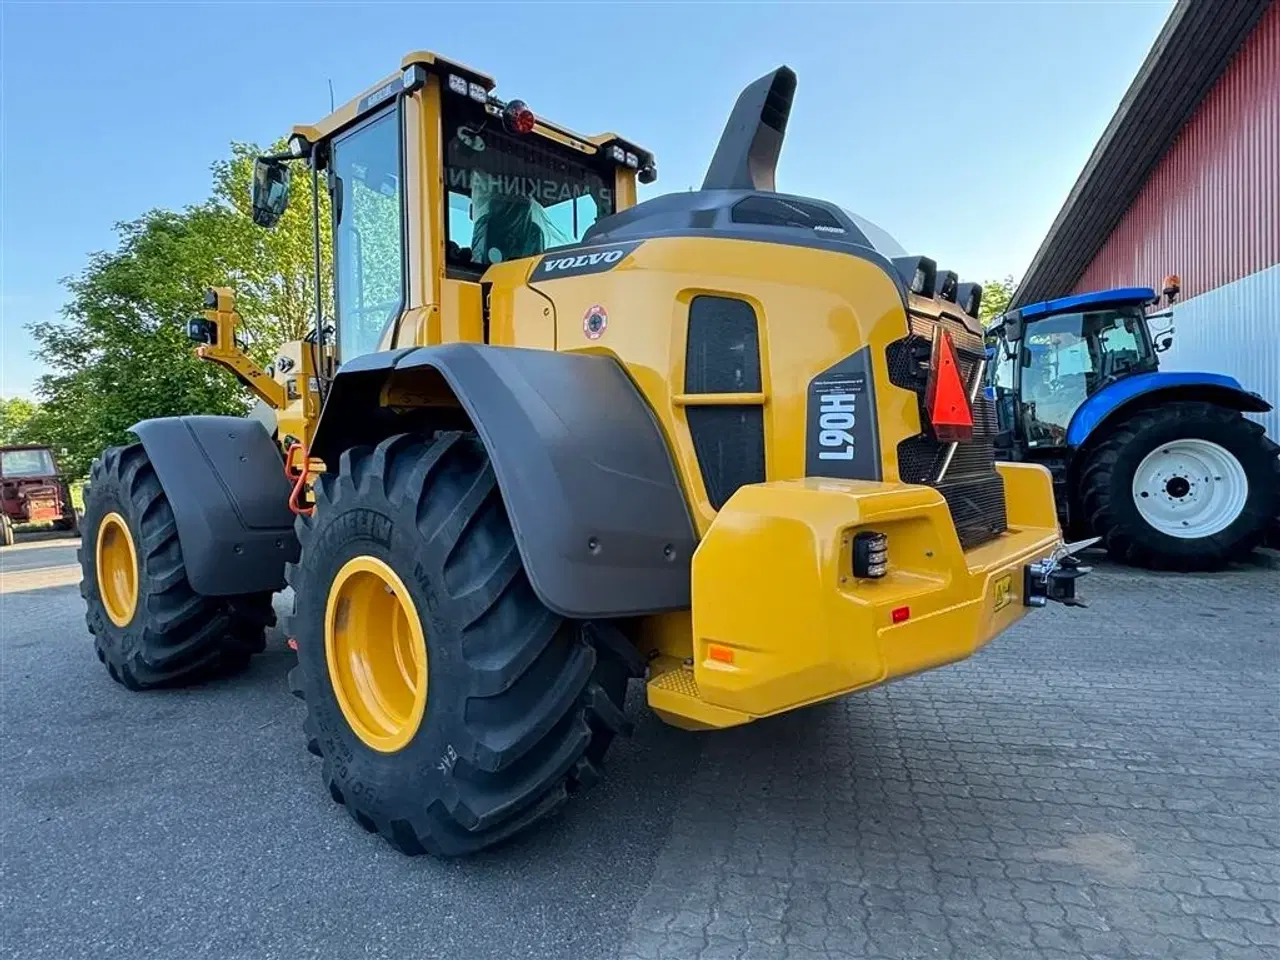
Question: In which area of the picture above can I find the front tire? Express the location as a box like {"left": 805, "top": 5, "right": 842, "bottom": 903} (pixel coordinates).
{"left": 285, "top": 432, "right": 641, "bottom": 856}
{"left": 1079, "top": 402, "right": 1280, "bottom": 570}
{"left": 79, "top": 444, "right": 275, "bottom": 689}
{"left": 1, "top": 514, "right": 14, "bottom": 548}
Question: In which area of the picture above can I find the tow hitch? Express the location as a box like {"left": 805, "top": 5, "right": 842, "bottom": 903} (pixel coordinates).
{"left": 1024, "top": 537, "right": 1097, "bottom": 608}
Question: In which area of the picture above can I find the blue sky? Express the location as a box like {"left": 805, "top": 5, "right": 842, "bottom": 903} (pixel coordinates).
{"left": 0, "top": 0, "right": 1171, "bottom": 398}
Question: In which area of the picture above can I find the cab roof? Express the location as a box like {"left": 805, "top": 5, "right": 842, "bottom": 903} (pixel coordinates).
{"left": 1016, "top": 287, "right": 1156, "bottom": 321}
{"left": 290, "top": 51, "right": 651, "bottom": 163}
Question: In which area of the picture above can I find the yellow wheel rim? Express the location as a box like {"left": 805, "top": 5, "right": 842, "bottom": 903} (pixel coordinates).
{"left": 96, "top": 512, "right": 139, "bottom": 628}
{"left": 324, "top": 556, "right": 429, "bottom": 753}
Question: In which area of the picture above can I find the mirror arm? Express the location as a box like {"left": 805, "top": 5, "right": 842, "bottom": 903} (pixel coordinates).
{"left": 195, "top": 289, "right": 286, "bottom": 409}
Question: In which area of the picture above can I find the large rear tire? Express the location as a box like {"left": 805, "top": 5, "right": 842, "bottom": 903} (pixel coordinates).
{"left": 285, "top": 432, "right": 642, "bottom": 856}
{"left": 1, "top": 514, "right": 13, "bottom": 548}
{"left": 79, "top": 444, "right": 275, "bottom": 689}
{"left": 1079, "top": 402, "right": 1280, "bottom": 570}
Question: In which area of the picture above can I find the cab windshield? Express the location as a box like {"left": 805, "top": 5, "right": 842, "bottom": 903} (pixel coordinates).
{"left": 1, "top": 448, "right": 57, "bottom": 478}
{"left": 443, "top": 100, "right": 614, "bottom": 273}
{"left": 1019, "top": 306, "right": 1156, "bottom": 445}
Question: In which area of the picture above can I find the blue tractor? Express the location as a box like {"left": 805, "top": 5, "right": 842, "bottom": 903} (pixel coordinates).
{"left": 986, "top": 286, "right": 1278, "bottom": 570}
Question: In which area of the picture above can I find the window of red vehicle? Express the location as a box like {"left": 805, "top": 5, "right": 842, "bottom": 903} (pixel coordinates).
{"left": 0, "top": 449, "right": 57, "bottom": 478}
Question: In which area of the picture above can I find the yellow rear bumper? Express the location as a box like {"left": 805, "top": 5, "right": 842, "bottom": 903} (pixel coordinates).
{"left": 647, "top": 463, "right": 1062, "bottom": 730}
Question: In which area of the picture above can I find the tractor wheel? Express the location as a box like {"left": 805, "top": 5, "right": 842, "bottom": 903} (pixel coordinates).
{"left": 1079, "top": 402, "right": 1280, "bottom": 570}
{"left": 79, "top": 444, "right": 275, "bottom": 689}
{"left": 284, "top": 432, "right": 642, "bottom": 857}
{"left": 1, "top": 514, "right": 14, "bottom": 548}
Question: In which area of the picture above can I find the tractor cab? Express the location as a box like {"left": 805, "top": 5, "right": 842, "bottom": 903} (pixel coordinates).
{"left": 987, "top": 288, "right": 1160, "bottom": 453}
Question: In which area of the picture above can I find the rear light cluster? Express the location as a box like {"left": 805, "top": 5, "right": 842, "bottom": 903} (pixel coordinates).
{"left": 852, "top": 531, "right": 889, "bottom": 579}
{"left": 891, "top": 256, "right": 984, "bottom": 317}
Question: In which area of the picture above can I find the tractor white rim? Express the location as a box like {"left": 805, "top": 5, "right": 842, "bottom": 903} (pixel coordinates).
{"left": 1131, "top": 439, "right": 1248, "bottom": 539}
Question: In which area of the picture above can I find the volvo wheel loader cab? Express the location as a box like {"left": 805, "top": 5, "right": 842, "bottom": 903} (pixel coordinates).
{"left": 79, "top": 53, "right": 1085, "bottom": 856}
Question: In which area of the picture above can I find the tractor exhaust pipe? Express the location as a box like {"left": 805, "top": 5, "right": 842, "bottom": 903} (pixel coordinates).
{"left": 702, "top": 66, "right": 796, "bottom": 193}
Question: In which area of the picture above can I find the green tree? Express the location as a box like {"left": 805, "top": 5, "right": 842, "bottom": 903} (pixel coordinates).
{"left": 0, "top": 397, "right": 40, "bottom": 445}
{"left": 30, "top": 210, "right": 249, "bottom": 477}
{"left": 27, "top": 143, "right": 330, "bottom": 477}
{"left": 979, "top": 275, "right": 1017, "bottom": 327}
{"left": 210, "top": 142, "right": 332, "bottom": 356}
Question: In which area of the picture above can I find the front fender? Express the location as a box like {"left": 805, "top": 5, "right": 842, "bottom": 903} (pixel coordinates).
{"left": 310, "top": 344, "right": 698, "bottom": 619}
{"left": 131, "top": 416, "right": 299, "bottom": 596}
{"left": 1066, "top": 372, "right": 1271, "bottom": 448}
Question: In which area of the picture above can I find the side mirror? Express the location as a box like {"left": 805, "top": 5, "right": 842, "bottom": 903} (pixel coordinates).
{"left": 1003, "top": 310, "right": 1024, "bottom": 344}
{"left": 988, "top": 322, "right": 1018, "bottom": 360}
{"left": 251, "top": 158, "right": 291, "bottom": 228}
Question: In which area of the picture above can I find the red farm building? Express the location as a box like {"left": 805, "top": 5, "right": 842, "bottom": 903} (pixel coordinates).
{"left": 1014, "top": 0, "right": 1279, "bottom": 438}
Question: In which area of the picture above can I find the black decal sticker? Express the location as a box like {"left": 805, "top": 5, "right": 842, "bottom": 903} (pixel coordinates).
{"left": 805, "top": 345, "right": 882, "bottom": 481}
{"left": 357, "top": 81, "right": 399, "bottom": 114}
{"left": 532, "top": 242, "right": 642, "bottom": 280}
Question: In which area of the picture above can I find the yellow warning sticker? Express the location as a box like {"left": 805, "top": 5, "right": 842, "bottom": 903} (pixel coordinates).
{"left": 994, "top": 574, "right": 1014, "bottom": 611}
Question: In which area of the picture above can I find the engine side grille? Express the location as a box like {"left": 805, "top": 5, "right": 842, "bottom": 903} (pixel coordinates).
{"left": 890, "top": 314, "right": 1007, "bottom": 549}
{"left": 685, "top": 296, "right": 766, "bottom": 510}
{"left": 686, "top": 406, "right": 766, "bottom": 510}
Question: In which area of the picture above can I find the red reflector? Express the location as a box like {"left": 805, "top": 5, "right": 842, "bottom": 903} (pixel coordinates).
{"left": 891, "top": 606, "right": 910, "bottom": 624}
{"left": 925, "top": 330, "right": 974, "bottom": 442}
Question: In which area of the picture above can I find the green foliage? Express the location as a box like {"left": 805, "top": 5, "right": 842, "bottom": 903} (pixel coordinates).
{"left": 211, "top": 143, "right": 333, "bottom": 357}
{"left": 0, "top": 397, "right": 40, "bottom": 446}
{"left": 27, "top": 144, "right": 331, "bottom": 478}
{"left": 980, "top": 275, "right": 1017, "bottom": 327}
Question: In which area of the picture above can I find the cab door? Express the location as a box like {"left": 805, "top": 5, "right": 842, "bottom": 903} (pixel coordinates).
{"left": 330, "top": 104, "right": 409, "bottom": 363}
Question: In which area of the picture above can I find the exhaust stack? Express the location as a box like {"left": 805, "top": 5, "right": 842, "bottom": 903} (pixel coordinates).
{"left": 701, "top": 66, "right": 796, "bottom": 193}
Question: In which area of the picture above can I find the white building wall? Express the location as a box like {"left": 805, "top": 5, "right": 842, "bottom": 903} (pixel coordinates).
{"left": 1159, "top": 263, "right": 1280, "bottom": 440}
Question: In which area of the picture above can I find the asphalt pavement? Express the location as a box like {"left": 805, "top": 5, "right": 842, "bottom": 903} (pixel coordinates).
{"left": 1, "top": 536, "right": 1277, "bottom": 960}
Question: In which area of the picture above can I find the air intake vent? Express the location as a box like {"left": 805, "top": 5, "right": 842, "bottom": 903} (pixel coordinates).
{"left": 685, "top": 296, "right": 761, "bottom": 393}
{"left": 731, "top": 196, "right": 844, "bottom": 231}
{"left": 685, "top": 296, "right": 765, "bottom": 510}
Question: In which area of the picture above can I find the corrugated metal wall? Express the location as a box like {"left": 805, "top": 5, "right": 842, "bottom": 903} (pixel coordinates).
{"left": 1159, "top": 264, "right": 1280, "bottom": 438}
{"left": 1073, "top": 1, "right": 1279, "bottom": 301}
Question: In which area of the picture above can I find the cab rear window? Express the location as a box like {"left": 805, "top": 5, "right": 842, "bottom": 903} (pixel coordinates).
{"left": 443, "top": 100, "right": 614, "bottom": 273}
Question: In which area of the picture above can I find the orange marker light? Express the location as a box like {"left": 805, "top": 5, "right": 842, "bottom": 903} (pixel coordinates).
{"left": 708, "top": 644, "right": 735, "bottom": 664}
{"left": 891, "top": 606, "right": 911, "bottom": 624}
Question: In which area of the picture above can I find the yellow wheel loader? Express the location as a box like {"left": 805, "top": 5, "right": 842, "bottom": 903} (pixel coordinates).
{"left": 79, "top": 53, "right": 1089, "bottom": 856}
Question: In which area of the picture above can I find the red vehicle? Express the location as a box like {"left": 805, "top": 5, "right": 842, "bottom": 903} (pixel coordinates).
{"left": 0, "top": 446, "right": 79, "bottom": 546}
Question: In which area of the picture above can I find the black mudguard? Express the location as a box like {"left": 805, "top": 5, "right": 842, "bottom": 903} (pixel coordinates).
{"left": 131, "top": 416, "right": 299, "bottom": 597}
{"left": 310, "top": 344, "right": 698, "bottom": 619}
